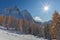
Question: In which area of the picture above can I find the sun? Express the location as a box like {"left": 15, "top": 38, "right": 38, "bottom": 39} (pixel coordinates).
{"left": 44, "top": 5, "right": 49, "bottom": 11}
{"left": 40, "top": 1, "right": 51, "bottom": 12}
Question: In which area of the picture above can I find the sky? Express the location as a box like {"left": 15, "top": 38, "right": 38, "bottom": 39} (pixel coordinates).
{"left": 0, "top": 0, "right": 60, "bottom": 22}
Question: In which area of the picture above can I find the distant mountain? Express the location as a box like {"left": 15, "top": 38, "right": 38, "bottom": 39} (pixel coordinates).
{"left": 48, "top": 20, "right": 52, "bottom": 24}
{"left": 0, "top": 6, "right": 52, "bottom": 37}
{"left": 0, "top": 6, "right": 42, "bottom": 36}
{"left": 34, "top": 21, "right": 41, "bottom": 25}
{"left": 3, "top": 6, "right": 23, "bottom": 19}
{"left": 40, "top": 20, "right": 52, "bottom": 28}
{"left": 21, "top": 10, "right": 33, "bottom": 21}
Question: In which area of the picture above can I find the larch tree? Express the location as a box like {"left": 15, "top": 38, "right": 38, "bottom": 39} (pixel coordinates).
{"left": 50, "top": 10, "right": 59, "bottom": 39}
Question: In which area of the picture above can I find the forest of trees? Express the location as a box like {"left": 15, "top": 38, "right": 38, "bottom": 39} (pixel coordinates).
{"left": 0, "top": 6, "right": 60, "bottom": 40}
{"left": 44, "top": 11, "right": 60, "bottom": 40}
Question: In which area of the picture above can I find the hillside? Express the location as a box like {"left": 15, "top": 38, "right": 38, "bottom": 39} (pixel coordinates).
{"left": 0, "top": 26, "right": 47, "bottom": 40}
{"left": 0, "top": 6, "right": 43, "bottom": 37}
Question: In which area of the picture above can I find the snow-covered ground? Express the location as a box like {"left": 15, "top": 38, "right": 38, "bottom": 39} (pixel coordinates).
{"left": 0, "top": 26, "right": 48, "bottom": 40}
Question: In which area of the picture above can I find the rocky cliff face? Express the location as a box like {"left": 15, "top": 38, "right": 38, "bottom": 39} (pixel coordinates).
{"left": 0, "top": 6, "right": 42, "bottom": 36}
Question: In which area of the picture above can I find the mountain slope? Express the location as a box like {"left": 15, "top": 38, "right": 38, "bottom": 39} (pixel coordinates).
{"left": 0, "top": 6, "right": 43, "bottom": 37}
{"left": 0, "top": 26, "right": 47, "bottom": 40}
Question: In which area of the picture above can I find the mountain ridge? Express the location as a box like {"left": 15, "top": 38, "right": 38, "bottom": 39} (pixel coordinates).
{"left": 0, "top": 6, "right": 52, "bottom": 37}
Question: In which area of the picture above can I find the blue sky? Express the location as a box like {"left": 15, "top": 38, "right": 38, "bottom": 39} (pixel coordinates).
{"left": 0, "top": 0, "right": 60, "bottom": 22}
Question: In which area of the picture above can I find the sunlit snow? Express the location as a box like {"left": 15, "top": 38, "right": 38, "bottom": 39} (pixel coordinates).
{"left": 0, "top": 26, "right": 48, "bottom": 40}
